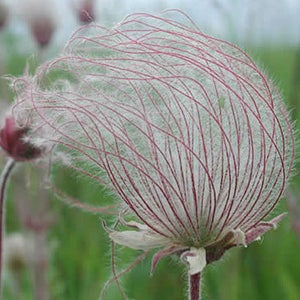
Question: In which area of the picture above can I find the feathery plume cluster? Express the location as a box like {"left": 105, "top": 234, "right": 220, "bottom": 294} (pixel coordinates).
{"left": 12, "top": 11, "right": 294, "bottom": 274}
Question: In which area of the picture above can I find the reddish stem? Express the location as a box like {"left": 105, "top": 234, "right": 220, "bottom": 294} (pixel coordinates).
{"left": 189, "top": 272, "right": 202, "bottom": 300}
{"left": 0, "top": 158, "right": 16, "bottom": 296}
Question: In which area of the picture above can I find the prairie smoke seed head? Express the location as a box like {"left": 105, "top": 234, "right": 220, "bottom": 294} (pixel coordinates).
{"left": 12, "top": 12, "right": 294, "bottom": 274}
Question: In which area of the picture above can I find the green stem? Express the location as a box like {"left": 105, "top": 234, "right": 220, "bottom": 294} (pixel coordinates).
{"left": 0, "top": 159, "right": 16, "bottom": 297}
{"left": 189, "top": 272, "right": 202, "bottom": 300}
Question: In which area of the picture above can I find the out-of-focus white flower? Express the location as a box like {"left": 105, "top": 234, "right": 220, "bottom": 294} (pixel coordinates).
{"left": 3, "top": 233, "right": 34, "bottom": 271}
{"left": 12, "top": 11, "right": 294, "bottom": 274}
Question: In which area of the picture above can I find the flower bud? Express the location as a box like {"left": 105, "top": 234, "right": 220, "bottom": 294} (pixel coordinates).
{"left": 0, "top": 116, "right": 42, "bottom": 161}
{"left": 77, "top": 0, "right": 95, "bottom": 24}
{"left": 17, "top": 0, "right": 58, "bottom": 48}
{"left": 0, "top": 1, "right": 8, "bottom": 30}
{"left": 30, "top": 17, "right": 56, "bottom": 48}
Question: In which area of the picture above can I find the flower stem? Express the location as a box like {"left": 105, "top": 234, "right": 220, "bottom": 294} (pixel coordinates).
{"left": 189, "top": 272, "right": 202, "bottom": 300}
{"left": 0, "top": 158, "right": 16, "bottom": 296}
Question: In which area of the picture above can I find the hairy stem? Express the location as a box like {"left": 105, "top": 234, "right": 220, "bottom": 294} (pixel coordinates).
{"left": 189, "top": 272, "right": 202, "bottom": 300}
{"left": 0, "top": 158, "right": 16, "bottom": 296}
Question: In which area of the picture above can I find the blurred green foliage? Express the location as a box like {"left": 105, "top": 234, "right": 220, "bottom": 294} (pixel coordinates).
{"left": 0, "top": 28, "right": 299, "bottom": 300}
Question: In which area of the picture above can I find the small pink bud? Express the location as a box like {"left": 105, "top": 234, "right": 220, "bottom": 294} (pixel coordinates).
{"left": 30, "top": 18, "right": 56, "bottom": 48}
{"left": 77, "top": 0, "right": 95, "bottom": 23}
{"left": 15, "top": 0, "right": 58, "bottom": 48}
{"left": 0, "top": 2, "right": 8, "bottom": 30}
{"left": 0, "top": 116, "right": 42, "bottom": 161}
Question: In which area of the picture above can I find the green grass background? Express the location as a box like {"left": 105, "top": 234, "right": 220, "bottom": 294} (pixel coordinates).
{"left": 1, "top": 27, "right": 300, "bottom": 300}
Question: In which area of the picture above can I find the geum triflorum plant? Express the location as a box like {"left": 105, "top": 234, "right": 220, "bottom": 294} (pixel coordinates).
{"left": 11, "top": 11, "right": 294, "bottom": 299}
